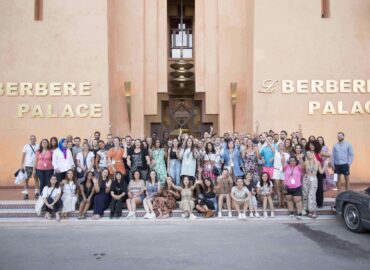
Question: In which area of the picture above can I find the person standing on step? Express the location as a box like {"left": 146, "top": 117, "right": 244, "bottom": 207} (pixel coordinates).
{"left": 302, "top": 150, "right": 325, "bottom": 219}
{"left": 52, "top": 138, "right": 74, "bottom": 183}
{"left": 332, "top": 132, "right": 354, "bottom": 194}
{"left": 34, "top": 139, "right": 53, "bottom": 197}
{"left": 20, "top": 135, "right": 39, "bottom": 200}
{"left": 283, "top": 156, "right": 304, "bottom": 220}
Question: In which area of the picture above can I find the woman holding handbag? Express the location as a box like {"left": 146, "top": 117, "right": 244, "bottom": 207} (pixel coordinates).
{"left": 41, "top": 175, "right": 63, "bottom": 222}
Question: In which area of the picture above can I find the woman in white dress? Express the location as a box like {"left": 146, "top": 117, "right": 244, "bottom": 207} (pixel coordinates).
{"left": 272, "top": 143, "right": 290, "bottom": 208}
{"left": 76, "top": 142, "right": 95, "bottom": 182}
{"left": 61, "top": 169, "right": 78, "bottom": 218}
{"left": 180, "top": 138, "right": 200, "bottom": 183}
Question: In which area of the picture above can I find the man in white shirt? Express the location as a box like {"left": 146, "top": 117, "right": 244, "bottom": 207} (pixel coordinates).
{"left": 20, "top": 135, "right": 39, "bottom": 200}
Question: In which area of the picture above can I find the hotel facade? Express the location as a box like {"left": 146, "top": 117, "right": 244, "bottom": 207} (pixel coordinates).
{"left": 0, "top": 0, "right": 369, "bottom": 186}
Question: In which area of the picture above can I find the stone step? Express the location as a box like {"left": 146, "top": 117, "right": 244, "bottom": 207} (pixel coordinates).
{"left": 0, "top": 206, "right": 335, "bottom": 218}
{"left": 0, "top": 198, "right": 336, "bottom": 210}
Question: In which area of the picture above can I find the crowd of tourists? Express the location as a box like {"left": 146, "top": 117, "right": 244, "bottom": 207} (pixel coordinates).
{"left": 20, "top": 124, "right": 354, "bottom": 222}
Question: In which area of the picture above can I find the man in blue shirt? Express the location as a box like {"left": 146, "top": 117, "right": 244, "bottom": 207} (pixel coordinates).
{"left": 260, "top": 135, "right": 275, "bottom": 178}
{"left": 332, "top": 132, "right": 354, "bottom": 192}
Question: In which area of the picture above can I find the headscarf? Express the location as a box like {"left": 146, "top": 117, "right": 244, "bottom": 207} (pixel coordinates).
{"left": 58, "top": 138, "right": 67, "bottom": 159}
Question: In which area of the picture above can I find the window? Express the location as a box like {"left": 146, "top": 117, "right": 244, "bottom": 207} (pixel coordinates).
{"left": 170, "top": 20, "right": 193, "bottom": 58}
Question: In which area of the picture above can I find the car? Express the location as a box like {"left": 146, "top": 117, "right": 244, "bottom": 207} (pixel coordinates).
{"left": 335, "top": 187, "right": 370, "bottom": 233}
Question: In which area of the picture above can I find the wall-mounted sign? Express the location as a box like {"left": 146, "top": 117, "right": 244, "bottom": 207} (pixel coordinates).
{"left": 259, "top": 80, "right": 370, "bottom": 115}
{"left": 0, "top": 82, "right": 103, "bottom": 118}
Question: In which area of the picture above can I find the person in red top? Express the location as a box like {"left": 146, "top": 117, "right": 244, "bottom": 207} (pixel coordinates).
{"left": 283, "top": 156, "right": 304, "bottom": 219}
{"left": 34, "top": 139, "right": 54, "bottom": 195}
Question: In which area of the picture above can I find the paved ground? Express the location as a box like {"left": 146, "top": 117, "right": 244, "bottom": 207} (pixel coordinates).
{"left": 0, "top": 217, "right": 369, "bottom": 270}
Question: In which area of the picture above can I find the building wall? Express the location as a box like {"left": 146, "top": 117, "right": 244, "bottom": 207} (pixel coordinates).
{"left": 195, "top": 0, "right": 254, "bottom": 134}
{"left": 108, "top": 0, "right": 168, "bottom": 138}
{"left": 0, "top": 0, "right": 368, "bottom": 185}
{"left": 253, "top": 0, "right": 370, "bottom": 182}
{"left": 0, "top": 0, "right": 109, "bottom": 186}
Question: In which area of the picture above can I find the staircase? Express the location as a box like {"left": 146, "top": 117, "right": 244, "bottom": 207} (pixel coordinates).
{"left": 0, "top": 199, "right": 336, "bottom": 219}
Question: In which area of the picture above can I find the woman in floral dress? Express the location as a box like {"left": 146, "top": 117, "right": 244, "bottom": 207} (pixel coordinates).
{"left": 242, "top": 139, "right": 259, "bottom": 184}
{"left": 153, "top": 176, "right": 180, "bottom": 218}
{"left": 151, "top": 139, "right": 167, "bottom": 185}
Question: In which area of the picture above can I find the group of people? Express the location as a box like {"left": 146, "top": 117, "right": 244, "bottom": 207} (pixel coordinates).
{"left": 20, "top": 123, "right": 354, "bottom": 221}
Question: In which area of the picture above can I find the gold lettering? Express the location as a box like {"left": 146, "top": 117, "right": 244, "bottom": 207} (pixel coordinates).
{"left": 350, "top": 101, "right": 364, "bottom": 114}
{"left": 31, "top": 105, "right": 44, "bottom": 118}
{"left": 49, "top": 83, "right": 62, "bottom": 96}
{"left": 60, "top": 104, "right": 75, "bottom": 118}
{"left": 19, "top": 83, "right": 33, "bottom": 96}
{"left": 46, "top": 104, "right": 58, "bottom": 118}
{"left": 365, "top": 101, "right": 370, "bottom": 113}
{"left": 281, "top": 80, "right": 294, "bottom": 93}
{"left": 296, "top": 80, "right": 308, "bottom": 93}
{"left": 353, "top": 80, "right": 366, "bottom": 93}
{"left": 326, "top": 80, "right": 338, "bottom": 93}
{"left": 79, "top": 82, "right": 91, "bottom": 96}
{"left": 76, "top": 104, "right": 89, "bottom": 117}
{"left": 308, "top": 101, "right": 320, "bottom": 114}
{"left": 35, "top": 83, "right": 48, "bottom": 96}
{"left": 17, "top": 104, "right": 30, "bottom": 117}
{"left": 339, "top": 80, "right": 352, "bottom": 93}
{"left": 63, "top": 82, "right": 77, "bottom": 96}
{"left": 337, "top": 101, "right": 349, "bottom": 114}
{"left": 0, "top": 83, "right": 4, "bottom": 96}
{"left": 90, "top": 104, "right": 102, "bottom": 117}
{"left": 6, "top": 83, "right": 18, "bottom": 96}
{"left": 322, "top": 101, "right": 336, "bottom": 114}
{"left": 311, "top": 80, "right": 324, "bottom": 93}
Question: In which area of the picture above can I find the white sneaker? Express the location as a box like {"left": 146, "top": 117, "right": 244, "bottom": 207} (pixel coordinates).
{"left": 270, "top": 211, "right": 275, "bottom": 218}
{"left": 218, "top": 211, "right": 222, "bottom": 218}
{"left": 189, "top": 213, "right": 197, "bottom": 220}
{"left": 238, "top": 213, "right": 242, "bottom": 219}
{"left": 126, "top": 211, "right": 135, "bottom": 219}
{"left": 21, "top": 190, "right": 28, "bottom": 194}
{"left": 255, "top": 212, "right": 260, "bottom": 218}
{"left": 249, "top": 212, "right": 254, "bottom": 218}
{"left": 181, "top": 213, "right": 187, "bottom": 218}
{"left": 228, "top": 211, "right": 233, "bottom": 218}
{"left": 149, "top": 212, "right": 156, "bottom": 219}
{"left": 263, "top": 211, "right": 268, "bottom": 219}
{"left": 241, "top": 213, "right": 247, "bottom": 220}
